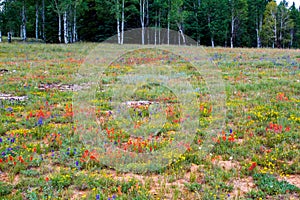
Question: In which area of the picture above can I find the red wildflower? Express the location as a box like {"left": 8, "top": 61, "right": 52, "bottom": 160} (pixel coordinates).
{"left": 36, "top": 109, "right": 45, "bottom": 118}
{"left": 248, "top": 162, "right": 257, "bottom": 171}
{"left": 45, "top": 177, "right": 49, "bottom": 182}
{"left": 228, "top": 136, "right": 235, "bottom": 142}
{"left": 285, "top": 126, "right": 291, "bottom": 132}
{"left": 222, "top": 135, "right": 227, "bottom": 141}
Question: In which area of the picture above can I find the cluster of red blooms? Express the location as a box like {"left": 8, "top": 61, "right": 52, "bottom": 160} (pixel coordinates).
{"left": 0, "top": 155, "right": 33, "bottom": 166}
{"left": 276, "top": 93, "right": 288, "bottom": 101}
{"left": 266, "top": 122, "right": 290, "bottom": 133}
{"left": 212, "top": 130, "right": 235, "bottom": 144}
{"left": 106, "top": 128, "right": 126, "bottom": 144}
{"left": 125, "top": 136, "right": 161, "bottom": 153}
{"left": 26, "top": 108, "right": 51, "bottom": 120}
{"left": 248, "top": 162, "right": 257, "bottom": 171}
{"left": 64, "top": 104, "right": 73, "bottom": 117}
{"left": 80, "top": 149, "right": 99, "bottom": 163}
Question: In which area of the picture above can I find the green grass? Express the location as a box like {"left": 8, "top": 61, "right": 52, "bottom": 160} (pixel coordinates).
{"left": 0, "top": 43, "right": 299, "bottom": 199}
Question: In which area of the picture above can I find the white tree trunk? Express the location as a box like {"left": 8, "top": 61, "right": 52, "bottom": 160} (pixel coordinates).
{"left": 42, "top": 0, "right": 45, "bottom": 41}
{"left": 116, "top": 0, "right": 121, "bottom": 44}
{"left": 280, "top": 17, "right": 283, "bottom": 47}
{"left": 22, "top": 3, "right": 26, "bottom": 41}
{"left": 8, "top": 32, "right": 12, "bottom": 43}
{"left": 73, "top": 6, "right": 77, "bottom": 43}
{"left": 0, "top": 31, "right": 2, "bottom": 43}
{"left": 231, "top": 15, "right": 234, "bottom": 48}
{"left": 117, "top": 18, "right": 121, "bottom": 44}
{"left": 154, "top": 11, "right": 157, "bottom": 45}
{"left": 256, "top": 29, "right": 261, "bottom": 48}
{"left": 36, "top": 1, "right": 39, "bottom": 40}
{"left": 121, "top": 0, "right": 124, "bottom": 44}
{"left": 178, "top": 28, "right": 186, "bottom": 45}
{"left": 158, "top": 10, "right": 161, "bottom": 45}
{"left": 146, "top": 0, "right": 149, "bottom": 44}
{"left": 140, "top": 0, "right": 145, "bottom": 45}
{"left": 274, "top": 18, "right": 277, "bottom": 48}
{"left": 58, "top": 14, "right": 62, "bottom": 43}
{"left": 167, "top": 21, "right": 170, "bottom": 45}
{"left": 63, "top": 11, "right": 68, "bottom": 44}
{"left": 211, "top": 37, "right": 215, "bottom": 48}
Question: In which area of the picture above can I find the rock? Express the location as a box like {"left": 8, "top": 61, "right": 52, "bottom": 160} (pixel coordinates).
{"left": 0, "top": 93, "right": 28, "bottom": 101}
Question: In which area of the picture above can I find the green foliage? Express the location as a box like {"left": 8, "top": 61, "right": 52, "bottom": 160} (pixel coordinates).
{"left": 0, "top": 0, "right": 299, "bottom": 47}
{"left": 253, "top": 173, "right": 300, "bottom": 195}
{"left": 0, "top": 181, "right": 13, "bottom": 196}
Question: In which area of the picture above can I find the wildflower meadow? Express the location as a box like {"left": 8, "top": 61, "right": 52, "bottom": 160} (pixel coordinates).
{"left": 0, "top": 43, "right": 299, "bottom": 199}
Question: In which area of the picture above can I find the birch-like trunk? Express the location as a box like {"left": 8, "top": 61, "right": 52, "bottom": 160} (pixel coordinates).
{"left": 146, "top": 0, "right": 149, "bottom": 44}
{"left": 274, "top": 18, "right": 277, "bottom": 48}
{"left": 167, "top": 21, "right": 170, "bottom": 45}
{"left": 140, "top": 0, "right": 145, "bottom": 45}
{"left": 121, "top": 0, "right": 124, "bottom": 44}
{"left": 154, "top": 11, "right": 157, "bottom": 45}
{"left": 35, "top": 0, "right": 39, "bottom": 40}
{"left": 117, "top": 16, "right": 120, "bottom": 44}
{"left": 231, "top": 14, "right": 234, "bottom": 48}
{"left": 116, "top": 0, "right": 120, "bottom": 44}
{"left": 8, "top": 32, "right": 12, "bottom": 43}
{"left": 22, "top": 2, "right": 26, "bottom": 41}
{"left": 208, "top": 16, "right": 214, "bottom": 47}
{"left": 58, "top": 14, "right": 62, "bottom": 43}
{"left": 154, "top": 25, "right": 157, "bottom": 45}
{"left": 257, "top": 14, "right": 263, "bottom": 48}
{"left": 256, "top": 28, "right": 261, "bottom": 48}
{"left": 211, "top": 37, "right": 214, "bottom": 48}
{"left": 177, "top": 25, "right": 186, "bottom": 45}
{"left": 158, "top": 10, "right": 161, "bottom": 45}
{"left": 280, "top": 16, "right": 283, "bottom": 47}
{"left": 42, "top": 0, "right": 45, "bottom": 41}
{"left": 63, "top": 11, "right": 68, "bottom": 44}
{"left": 73, "top": 6, "right": 77, "bottom": 43}
{"left": 0, "top": 31, "right": 2, "bottom": 42}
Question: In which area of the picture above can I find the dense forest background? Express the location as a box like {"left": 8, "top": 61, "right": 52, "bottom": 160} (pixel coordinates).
{"left": 0, "top": 0, "right": 300, "bottom": 48}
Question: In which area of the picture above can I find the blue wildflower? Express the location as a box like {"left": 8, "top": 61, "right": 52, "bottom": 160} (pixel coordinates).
{"left": 0, "top": 138, "right": 2, "bottom": 143}
{"left": 230, "top": 129, "right": 233, "bottom": 134}
{"left": 38, "top": 117, "right": 43, "bottom": 125}
{"left": 96, "top": 194, "right": 100, "bottom": 200}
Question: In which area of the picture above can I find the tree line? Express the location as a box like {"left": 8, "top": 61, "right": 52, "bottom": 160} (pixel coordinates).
{"left": 0, "top": 0, "right": 300, "bottom": 48}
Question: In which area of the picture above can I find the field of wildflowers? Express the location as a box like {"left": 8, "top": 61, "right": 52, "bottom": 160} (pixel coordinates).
{"left": 0, "top": 43, "right": 299, "bottom": 199}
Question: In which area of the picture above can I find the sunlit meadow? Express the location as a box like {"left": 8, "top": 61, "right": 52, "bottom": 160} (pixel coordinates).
{"left": 0, "top": 43, "right": 299, "bottom": 199}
